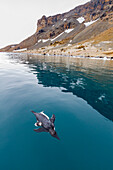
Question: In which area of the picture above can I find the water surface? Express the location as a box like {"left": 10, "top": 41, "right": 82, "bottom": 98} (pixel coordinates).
{"left": 0, "top": 53, "right": 113, "bottom": 170}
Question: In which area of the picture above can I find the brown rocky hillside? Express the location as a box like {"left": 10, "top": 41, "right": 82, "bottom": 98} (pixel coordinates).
{"left": 1, "top": 0, "right": 113, "bottom": 52}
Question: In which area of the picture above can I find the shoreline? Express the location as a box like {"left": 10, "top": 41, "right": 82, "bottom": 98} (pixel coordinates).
{"left": 12, "top": 50, "right": 113, "bottom": 60}
{"left": 12, "top": 41, "right": 113, "bottom": 60}
{"left": 1, "top": 42, "right": 113, "bottom": 60}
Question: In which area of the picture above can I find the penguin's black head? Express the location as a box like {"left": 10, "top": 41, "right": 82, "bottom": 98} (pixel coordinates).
{"left": 49, "top": 129, "right": 60, "bottom": 140}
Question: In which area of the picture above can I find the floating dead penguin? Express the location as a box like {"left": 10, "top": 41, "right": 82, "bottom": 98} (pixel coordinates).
{"left": 31, "top": 111, "right": 60, "bottom": 140}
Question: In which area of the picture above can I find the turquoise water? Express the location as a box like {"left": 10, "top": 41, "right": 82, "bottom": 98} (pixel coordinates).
{"left": 0, "top": 53, "right": 113, "bottom": 170}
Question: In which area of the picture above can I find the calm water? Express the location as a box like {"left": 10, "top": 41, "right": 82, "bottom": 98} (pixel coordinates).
{"left": 0, "top": 53, "right": 113, "bottom": 170}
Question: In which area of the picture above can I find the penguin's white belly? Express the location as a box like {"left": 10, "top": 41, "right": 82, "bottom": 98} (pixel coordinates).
{"left": 34, "top": 121, "right": 42, "bottom": 127}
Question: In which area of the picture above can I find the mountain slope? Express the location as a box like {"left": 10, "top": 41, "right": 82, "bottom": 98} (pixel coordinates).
{"left": 1, "top": 0, "right": 113, "bottom": 52}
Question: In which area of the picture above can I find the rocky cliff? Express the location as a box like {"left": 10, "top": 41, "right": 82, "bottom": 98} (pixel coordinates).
{"left": 1, "top": 0, "right": 113, "bottom": 52}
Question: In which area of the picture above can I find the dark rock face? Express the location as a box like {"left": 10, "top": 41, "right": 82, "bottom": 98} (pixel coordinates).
{"left": 1, "top": 0, "right": 113, "bottom": 52}
{"left": 37, "top": 15, "right": 48, "bottom": 32}
{"left": 70, "top": 0, "right": 113, "bottom": 21}
{"left": 36, "top": 15, "right": 79, "bottom": 38}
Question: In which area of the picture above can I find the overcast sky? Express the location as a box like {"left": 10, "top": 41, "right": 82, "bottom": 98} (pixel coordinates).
{"left": 0, "top": 0, "right": 89, "bottom": 48}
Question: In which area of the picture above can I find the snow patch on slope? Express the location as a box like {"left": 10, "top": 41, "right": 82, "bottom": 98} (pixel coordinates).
{"left": 37, "top": 28, "right": 74, "bottom": 43}
{"left": 84, "top": 19, "right": 98, "bottom": 27}
{"left": 14, "top": 48, "right": 27, "bottom": 52}
{"left": 65, "top": 28, "right": 74, "bottom": 33}
{"left": 51, "top": 32, "right": 64, "bottom": 41}
{"left": 77, "top": 17, "right": 85, "bottom": 23}
{"left": 42, "top": 39, "right": 50, "bottom": 43}
{"left": 64, "top": 18, "right": 67, "bottom": 21}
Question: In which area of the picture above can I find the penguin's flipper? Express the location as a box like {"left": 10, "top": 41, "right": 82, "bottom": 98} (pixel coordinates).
{"left": 34, "top": 127, "right": 48, "bottom": 133}
{"left": 50, "top": 114, "right": 55, "bottom": 123}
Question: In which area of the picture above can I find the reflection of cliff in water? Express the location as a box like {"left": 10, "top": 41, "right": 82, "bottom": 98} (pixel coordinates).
{"left": 14, "top": 54, "right": 113, "bottom": 121}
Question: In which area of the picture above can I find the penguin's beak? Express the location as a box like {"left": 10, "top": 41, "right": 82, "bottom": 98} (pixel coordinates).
{"left": 53, "top": 132, "right": 60, "bottom": 140}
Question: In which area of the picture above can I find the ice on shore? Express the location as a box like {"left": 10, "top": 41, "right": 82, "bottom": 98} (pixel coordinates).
{"left": 101, "top": 41, "right": 112, "bottom": 44}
